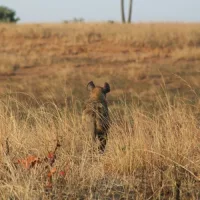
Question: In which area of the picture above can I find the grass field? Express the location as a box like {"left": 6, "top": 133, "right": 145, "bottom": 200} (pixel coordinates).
{"left": 0, "top": 23, "right": 200, "bottom": 199}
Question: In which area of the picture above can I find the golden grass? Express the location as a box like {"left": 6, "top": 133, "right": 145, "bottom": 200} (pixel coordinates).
{"left": 0, "top": 23, "right": 200, "bottom": 199}
{"left": 172, "top": 47, "right": 200, "bottom": 61}
{"left": 1, "top": 23, "right": 200, "bottom": 47}
{"left": 0, "top": 94, "right": 200, "bottom": 199}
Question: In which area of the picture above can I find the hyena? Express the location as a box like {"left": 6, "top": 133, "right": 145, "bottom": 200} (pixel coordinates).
{"left": 82, "top": 81, "right": 110, "bottom": 153}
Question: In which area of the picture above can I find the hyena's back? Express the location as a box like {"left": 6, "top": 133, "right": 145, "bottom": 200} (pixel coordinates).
{"left": 82, "top": 101, "right": 109, "bottom": 139}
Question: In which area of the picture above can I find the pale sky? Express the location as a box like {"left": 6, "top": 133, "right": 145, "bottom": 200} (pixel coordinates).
{"left": 1, "top": 0, "right": 200, "bottom": 23}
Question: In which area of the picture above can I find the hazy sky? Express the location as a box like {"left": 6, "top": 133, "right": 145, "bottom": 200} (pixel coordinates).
{"left": 1, "top": 0, "right": 200, "bottom": 23}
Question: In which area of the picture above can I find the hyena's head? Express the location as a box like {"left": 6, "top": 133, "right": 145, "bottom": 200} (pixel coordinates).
{"left": 87, "top": 81, "right": 110, "bottom": 101}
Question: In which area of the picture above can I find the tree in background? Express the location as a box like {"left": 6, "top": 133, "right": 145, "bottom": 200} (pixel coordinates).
{"left": 0, "top": 6, "right": 20, "bottom": 23}
{"left": 121, "top": 0, "right": 133, "bottom": 23}
{"left": 121, "top": 0, "right": 126, "bottom": 23}
{"left": 128, "top": 0, "right": 133, "bottom": 23}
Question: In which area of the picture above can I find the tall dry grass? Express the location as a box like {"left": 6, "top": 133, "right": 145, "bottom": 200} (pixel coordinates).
{"left": 0, "top": 22, "right": 200, "bottom": 199}
{"left": 1, "top": 23, "right": 200, "bottom": 48}
{"left": 0, "top": 92, "right": 199, "bottom": 199}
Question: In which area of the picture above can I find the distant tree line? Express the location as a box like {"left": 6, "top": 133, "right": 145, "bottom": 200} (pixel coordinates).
{"left": 0, "top": 6, "right": 20, "bottom": 23}
{"left": 0, "top": 2, "right": 133, "bottom": 24}
{"left": 63, "top": 17, "right": 84, "bottom": 24}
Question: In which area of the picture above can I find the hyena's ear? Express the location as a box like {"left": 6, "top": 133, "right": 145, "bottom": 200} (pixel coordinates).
{"left": 87, "top": 81, "right": 95, "bottom": 91}
{"left": 103, "top": 82, "right": 110, "bottom": 93}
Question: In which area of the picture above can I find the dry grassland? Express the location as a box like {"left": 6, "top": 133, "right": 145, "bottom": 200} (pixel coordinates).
{"left": 0, "top": 23, "right": 200, "bottom": 199}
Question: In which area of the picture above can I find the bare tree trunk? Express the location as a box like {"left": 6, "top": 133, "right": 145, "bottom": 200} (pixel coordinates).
{"left": 128, "top": 0, "right": 133, "bottom": 23}
{"left": 121, "top": 0, "right": 126, "bottom": 23}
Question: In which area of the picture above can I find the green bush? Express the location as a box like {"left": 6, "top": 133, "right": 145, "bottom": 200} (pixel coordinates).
{"left": 0, "top": 6, "right": 20, "bottom": 23}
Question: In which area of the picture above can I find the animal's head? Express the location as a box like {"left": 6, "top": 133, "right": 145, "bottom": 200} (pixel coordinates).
{"left": 87, "top": 81, "right": 110, "bottom": 101}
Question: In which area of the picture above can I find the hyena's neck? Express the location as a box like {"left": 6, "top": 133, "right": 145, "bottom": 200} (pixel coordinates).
{"left": 87, "top": 98, "right": 107, "bottom": 106}
{"left": 89, "top": 92, "right": 106, "bottom": 102}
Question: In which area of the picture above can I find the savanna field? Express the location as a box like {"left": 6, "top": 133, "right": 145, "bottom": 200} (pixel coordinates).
{"left": 0, "top": 23, "right": 200, "bottom": 199}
